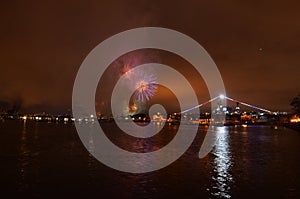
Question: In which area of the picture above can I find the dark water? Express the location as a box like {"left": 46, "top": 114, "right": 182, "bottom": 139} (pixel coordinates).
{"left": 0, "top": 120, "right": 299, "bottom": 199}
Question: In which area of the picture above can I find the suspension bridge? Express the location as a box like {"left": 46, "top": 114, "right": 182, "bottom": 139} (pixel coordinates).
{"left": 181, "top": 94, "right": 273, "bottom": 114}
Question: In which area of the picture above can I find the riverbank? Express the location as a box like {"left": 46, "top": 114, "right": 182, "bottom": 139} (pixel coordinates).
{"left": 284, "top": 123, "right": 300, "bottom": 132}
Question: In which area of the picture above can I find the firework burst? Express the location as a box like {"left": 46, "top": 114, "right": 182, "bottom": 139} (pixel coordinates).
{"left": 121, "top": 63, "right": 158, "bottom": 102}
{"left": 134, "top": 73, "right": 157, "bottom": 102}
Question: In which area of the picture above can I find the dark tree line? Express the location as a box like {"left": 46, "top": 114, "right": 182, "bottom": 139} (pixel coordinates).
{"left": 291, "top": 94, "right": 300, "bottom": 115}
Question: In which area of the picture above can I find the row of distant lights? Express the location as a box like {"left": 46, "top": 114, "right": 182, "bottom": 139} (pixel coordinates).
{"left": 19, "top": 95, "right": 226, "bottom": 122}
{"left": 21, "top": 116, "right": 75, "bottom": 122}
{"left": 19, "top": 94, "right": 290, "bottom": 122}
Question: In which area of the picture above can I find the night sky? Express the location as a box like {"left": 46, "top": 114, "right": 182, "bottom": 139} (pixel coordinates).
{"left": 0, "top": 0, "right": 299, "bottom": 114}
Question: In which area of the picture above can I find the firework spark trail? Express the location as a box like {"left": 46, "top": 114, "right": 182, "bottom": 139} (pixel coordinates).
{"left": 122, "top": 64, "right": 158, "bottom": 102}
{"left": 135, "top": 79, "right": 158, "bottom": 102}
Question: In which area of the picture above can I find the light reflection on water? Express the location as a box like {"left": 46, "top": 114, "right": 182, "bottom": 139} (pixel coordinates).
{"left": 0, "top": 121, "right": 298, "bottom": 198}
{"left": 211, "top": 126, "right": 233, "bottom": 198}
{"left": 18, "top": 120, "right": 30, "bottom": 191}
{"left": 18, "top": 120, "right": 40, "bottom": 194}
{"left": 87, "top": 129, "right": 98, "bottom": 184}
